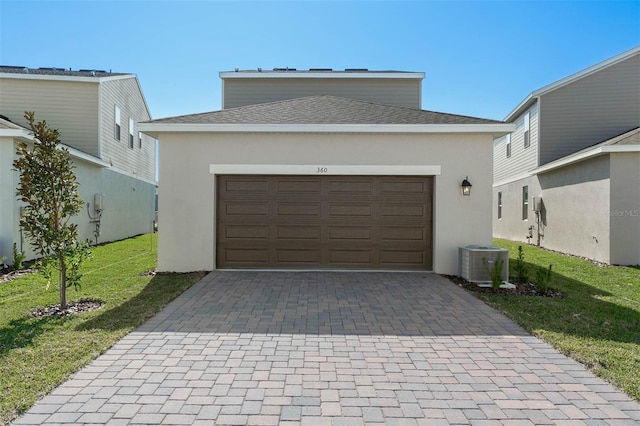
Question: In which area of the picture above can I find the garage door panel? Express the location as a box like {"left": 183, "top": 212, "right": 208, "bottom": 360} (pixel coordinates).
{"left": 328, "top": 226, "right": 374, "bottom": 241}
{"left": 328, "top": 204, "right": 374, "bottom": 217}
{"left": 380, "top": 226, "right": 426, "bottom": 241}
{"left": 276, "top": 225, "right": 322, "bottom": 240}
{"left": 216, "top": 175, "right": 432, "bottom": 270}
{"left": 277, "top": 203, "right": 321, "bottom": 217}
{"left": 276, "top": 249, "right": 321, "bottom": 264}
{"left": 276, "top": 179, "right": 322, "bottom": 193}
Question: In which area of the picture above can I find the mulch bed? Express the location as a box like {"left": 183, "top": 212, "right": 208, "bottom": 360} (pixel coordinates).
{"left": 0, "top": 268, "right": 37, "bottom": 284}
{"left": 444, "top": 275, "right": 564, "bottom": 298}
{"left": 27, "top": 298, "right": 105, "bottom": 318}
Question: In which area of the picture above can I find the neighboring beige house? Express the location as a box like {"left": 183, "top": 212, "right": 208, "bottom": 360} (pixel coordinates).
{"left": 140, "top": 69, "right": 513, "bottom": 275}
{"left": 493, "top": 47, "right": 640, "bottom": 265}
{"left": 0, "top": 66, "right": 156, "bottom": 264}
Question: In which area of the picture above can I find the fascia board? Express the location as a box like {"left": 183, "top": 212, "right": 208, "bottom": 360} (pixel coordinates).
{"left": 0, "top": 73, "right": 134, "bottom": 84}
{"left": 138, "top": 123, "right": 515, "bottom": 135}
{"left": 219, "top": 71, "right": 425, "bottom": 80}
{"left": 0, "top": 129, "right": 33, "bottom": 139}
{"left": 533, "top": 145, "right": 640, "bottom": 174}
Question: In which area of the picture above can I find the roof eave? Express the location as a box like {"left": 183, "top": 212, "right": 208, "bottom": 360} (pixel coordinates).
{"left": 139, "top": 123, "right": 515, "bottom": 138}
{"left": 534, "top": 145, "right": 640, "bottom": 175}
{"left": 219, "top": 71, "right": 425, "bottom": 80}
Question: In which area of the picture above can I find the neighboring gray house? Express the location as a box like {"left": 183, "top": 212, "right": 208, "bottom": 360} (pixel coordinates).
{"left": 0, "top": 66, "right": 156, "bottom": 264}
{"left": 493, "top": 47, "right": 640, "bottom": 265}
{"left": 140, "top": 69, "right": 513, "bottom": 274}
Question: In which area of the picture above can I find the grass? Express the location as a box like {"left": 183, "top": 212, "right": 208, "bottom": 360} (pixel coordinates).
{"left": 0, "top": 234, "right": 206, "bottom": 425}
{"left": 477, "top": 239, "right": 640, "bottom": 400}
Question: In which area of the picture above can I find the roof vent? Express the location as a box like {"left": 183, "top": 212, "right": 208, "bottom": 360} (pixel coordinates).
{"left": 234, "top": 67, "right": 239, "bottom": 72}
{"left": 23, "top": 67, "right": 29, "bottom": 74}
{"left": 309, "top": 68, "right": 332, "bottom": 71}
{"left": 345, "top": 68, "right": 369, "bottom": 72}
{"left": 273, "top": 67, "right": 297, "bottom": 71}
{"left": 257, "top": 67, "right": 262, "bottom": 72}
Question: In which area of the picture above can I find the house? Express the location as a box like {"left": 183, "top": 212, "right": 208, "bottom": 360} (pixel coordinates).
{"left": 139, "top": 69, "right": 513, "bottom": 275}
{"left": 0, "top": 66, "right": 157, "bottom": 264}
{"left": 493, "top": 47, "right": 640, "bottom": 265}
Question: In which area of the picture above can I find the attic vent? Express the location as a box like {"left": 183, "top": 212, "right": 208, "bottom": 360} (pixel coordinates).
{"left": 345, "top": 68, "right": 369, "bottom": 72}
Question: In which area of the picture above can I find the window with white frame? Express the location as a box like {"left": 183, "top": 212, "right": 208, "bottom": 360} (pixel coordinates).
{"left": 114, "top": 106, "right": 121, "bottom": 141}
{"left": 506, "top": 134, "right": 512, "bottom": 158}
{"left": 522, "top": 185, "right": 529, "bottom": 220}
{"left": 523, "top": 112, "right": 530, "bottom": 148}
{"left": 138, "top": 132, "right": 143, "bottom": 149}
{"left": 129, "top": 118, "right": 135, "bottom": 149}
{"left": 498, "top": 191, "right": 502, "bottom": 219}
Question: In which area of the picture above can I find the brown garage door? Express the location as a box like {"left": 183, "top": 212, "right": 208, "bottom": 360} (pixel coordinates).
{"left": 216, "top": 175, "right": 433, "bottom": 270}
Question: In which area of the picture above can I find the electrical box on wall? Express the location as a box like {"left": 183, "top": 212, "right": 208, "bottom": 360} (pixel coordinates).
{"left": 532, "top": 196, "right": 543, "bottom": 213}
{"left": 94, "top": 194, "right": 105, "bottom": 215}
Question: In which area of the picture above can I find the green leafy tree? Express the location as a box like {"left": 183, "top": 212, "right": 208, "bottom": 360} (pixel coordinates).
{"left": 13, "top": 112, "right": 90, "bottom": 310}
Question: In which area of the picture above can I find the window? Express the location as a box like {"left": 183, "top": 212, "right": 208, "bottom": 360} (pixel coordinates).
{"left": 522, "top": 186, "right": 529, "bottom": 220}
{"left": 498, "top": 191, "right": 502, "bottom": 219}
{"left": 523, "top": 112, "right": 530, "bottom": 148}
{"left": 506, "top": 134, "right": 512, "bottom": 158}
{"left": 114, "top": 106, "right": 121, "bottom": 140}
{"left": 129, "top": 118, "right": 134, "bottom": 149}
{"left": 138, "top": 131, "right": 143, "bottom": 149}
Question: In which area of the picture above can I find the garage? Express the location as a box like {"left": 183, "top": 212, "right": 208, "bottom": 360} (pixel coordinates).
{"left": 216, "top": 175, "right": 433, "bottom": 270}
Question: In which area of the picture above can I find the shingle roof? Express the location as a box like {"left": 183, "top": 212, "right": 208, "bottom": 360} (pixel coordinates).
{"left": 147, "top": 95, "right": 502, "bottom": 125}
{"left": 0, "top": 65, "right": 128, "bottom": 78}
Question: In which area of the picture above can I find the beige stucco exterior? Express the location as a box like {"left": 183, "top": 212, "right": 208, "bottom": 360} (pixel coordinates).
{"left": 155, "top": 131, "right": 495, "bottom": 275}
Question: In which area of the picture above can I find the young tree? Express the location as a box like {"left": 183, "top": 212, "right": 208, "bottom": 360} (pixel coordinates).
{"left": 13, "top": 111, "right": 90, "bottom": 310}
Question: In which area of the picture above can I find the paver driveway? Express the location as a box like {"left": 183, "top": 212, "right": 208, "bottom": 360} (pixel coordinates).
{"left": 14, "top": 272, "right": 640, "bottom": 425}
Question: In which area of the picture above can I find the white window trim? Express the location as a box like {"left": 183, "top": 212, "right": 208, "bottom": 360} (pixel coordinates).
{"left": 523, "top": 112, "right": 530, "bottom": 148}
{"left": 114, "top": 106, "right": 121, "bottom": 140}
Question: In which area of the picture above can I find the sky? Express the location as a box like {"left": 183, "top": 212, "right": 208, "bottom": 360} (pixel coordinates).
{"left": 0, "top": 0, "right": 639, "bottom": 121}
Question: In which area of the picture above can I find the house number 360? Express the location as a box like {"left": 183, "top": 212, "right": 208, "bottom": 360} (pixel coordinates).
{"left": 316, "top": 167, "right": 328, "bottom": 173}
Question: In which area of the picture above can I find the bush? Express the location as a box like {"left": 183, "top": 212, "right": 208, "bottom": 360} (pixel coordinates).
{"left": 513, "top": 245, "right": 529, "bottom": 283}
{"left": 483, "top": 254, "right": 505, "bottom": 292}
{"left": 535, "top": 264, "right": 553, "bottom": 295}
{"left": 12, "top": 243, "right": 26, "bottom": 271}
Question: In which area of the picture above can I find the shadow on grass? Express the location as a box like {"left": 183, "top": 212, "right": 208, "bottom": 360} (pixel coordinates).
{"left": 493, "top": 261, "right": 640, "bottom": 345}
{"left": 0, "top": 316, "right": 58, "bottom": 357}
{"left": 76, "top": 272, "right": 204, "bottom": 332}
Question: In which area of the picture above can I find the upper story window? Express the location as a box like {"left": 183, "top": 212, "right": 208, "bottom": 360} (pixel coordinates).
{"left": 523, "top": 112, "right": 531, "bottom": 148}
{"left": 114, "top": 106, "right": 121, "bottom": 141}
{"left": 129, "top": 118, "right": 135, "bottom": 149}
{"left": 522, "top": 185, "right": 529, "bottom": 221}
{"left": 498, "top": 191, "right": 502, "bottom": 219}
{"left": 138, "top": 132, "right": 143, "bottom": 149}
{"left": 506, "top": 134, "right": 512, "bottom": 158}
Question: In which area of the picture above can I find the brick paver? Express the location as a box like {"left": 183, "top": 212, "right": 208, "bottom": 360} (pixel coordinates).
{"left": 13, "top": 272, "right": 640, "bottom": 425}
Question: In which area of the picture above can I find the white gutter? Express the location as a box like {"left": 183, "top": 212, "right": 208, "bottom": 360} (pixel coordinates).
{"left": 220, "top": 71, "right": 425, "bottom": 80}
{"left": 534, "top": 145, "right": 640, "bottom": 174}
{"left": 139, "top": 122, "right": 515, "bottom": 136}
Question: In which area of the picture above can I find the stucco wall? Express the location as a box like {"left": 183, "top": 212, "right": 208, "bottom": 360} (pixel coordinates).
{"left": 1, "top": 139, "right": 155, "bottom": 263}
{"left": 537, "top": 155, "right": 611, "bottom": 263}
{"left": 157, "top": 132, "right": 494, "bottom": 275}
{"left": 610, "top": 152, "right": 640, "bottom": 265}
{"left": 493, "top": 175, "right": 542, "bottom": 244}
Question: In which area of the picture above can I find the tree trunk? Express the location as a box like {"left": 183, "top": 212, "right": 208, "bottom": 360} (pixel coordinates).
{"left": 59, "top": 253, "right": 67, "bottom": 310}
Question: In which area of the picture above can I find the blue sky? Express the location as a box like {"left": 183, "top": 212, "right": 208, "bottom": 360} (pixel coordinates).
{"left": 1, "top": 1, "right": 638, "bottom": 120}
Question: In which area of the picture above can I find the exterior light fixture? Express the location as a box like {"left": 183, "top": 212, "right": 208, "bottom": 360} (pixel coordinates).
{"left": 461, "top": 176, "right": 472, "bottom": 196}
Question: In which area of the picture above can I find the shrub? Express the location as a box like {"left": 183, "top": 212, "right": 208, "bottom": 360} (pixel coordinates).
{"left": 513, "top": 245, "right": 529, "bottom": 283}
{"left": 12, "top": 243, "right": 26, "bottom": 271}
{"left": 535, "top": 264, "right": 553, "bottom": 295}
{"left": 483, "top": 254, "right": 504, "bottom": 292}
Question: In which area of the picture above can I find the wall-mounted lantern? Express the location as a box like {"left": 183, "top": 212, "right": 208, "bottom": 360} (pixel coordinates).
{"left": 461, "top": 177, "right": 472, "bottom": 196}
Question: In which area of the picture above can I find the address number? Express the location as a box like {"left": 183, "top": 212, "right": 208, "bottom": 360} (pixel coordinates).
{"left": 316, "top": 167, "right": 328, "bottom": 173}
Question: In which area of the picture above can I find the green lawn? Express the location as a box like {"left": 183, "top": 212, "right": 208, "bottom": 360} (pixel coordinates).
{"left": 0, "top": 234, "right": 206, "bottom": 425}
{"left": 477, "top": 239, "right": 640, "bottom": 400}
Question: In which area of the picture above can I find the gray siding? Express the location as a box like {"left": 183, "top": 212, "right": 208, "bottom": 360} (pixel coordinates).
{"left": 0, "top": 78, "right": 99, "bottom": 155}
{"left": 493, "top": 175, "right": 542, "bottom": 244}
{"left": 493, "top": 103, "right": 539, "bottom": 182}
{"left": 223, "top": 78, "right": 421, "bottom": 109}
{"left": 100, "top": 78, "right": 155, "bottom": 182}
{"left": 539, "top": 54, "right": 640, "bottom": 165}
